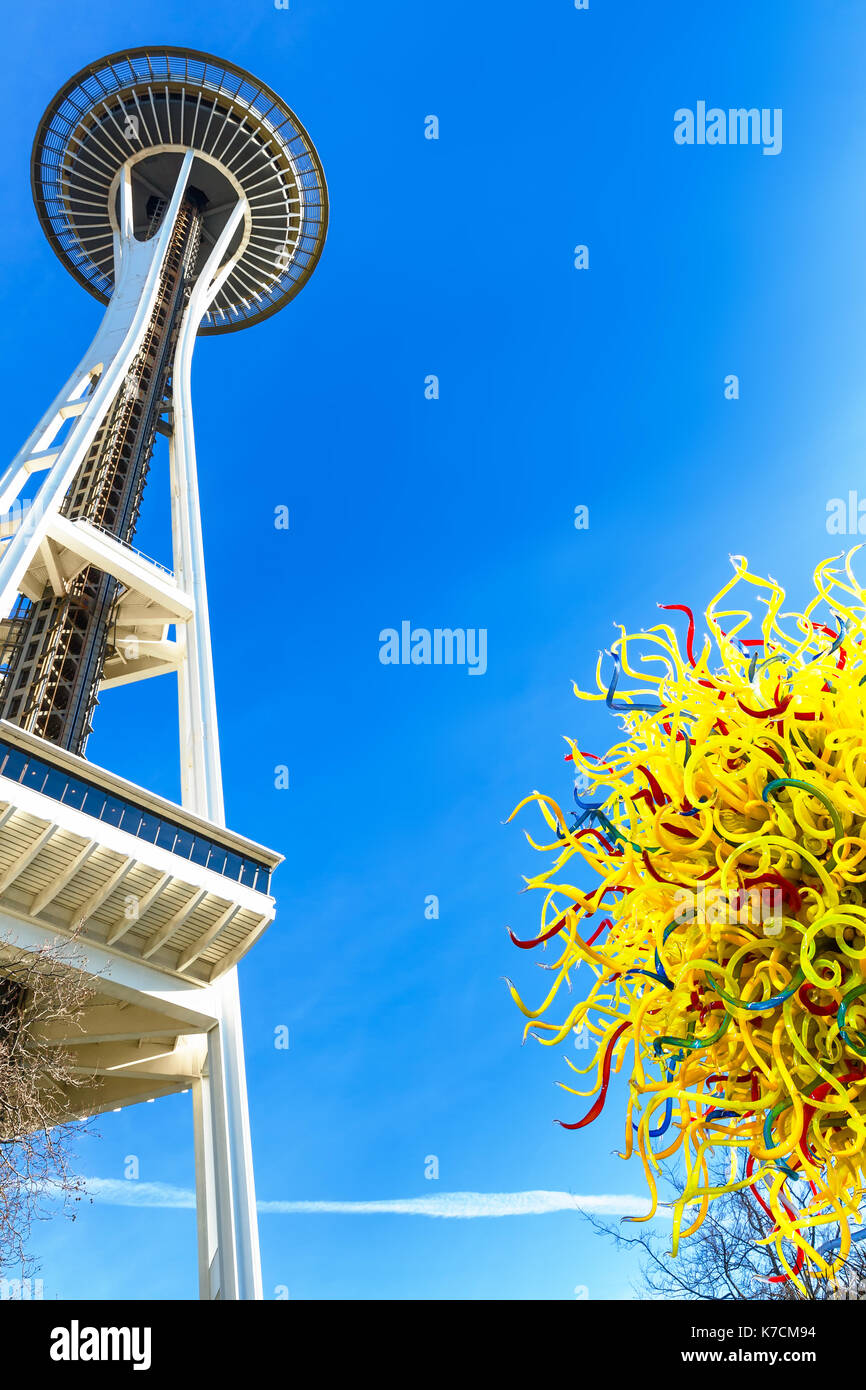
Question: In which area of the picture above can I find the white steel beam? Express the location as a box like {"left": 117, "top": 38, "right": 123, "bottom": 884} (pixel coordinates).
{"left": 106, "top": 871, "right": 171, "bottom": 946}
{"left": 29, "top": 839, "right": 97, "bottom": 915}
{"left": 43, "top": 514, "right": 194, "bottom": 619}
{"left": 39, "top": 536, "right": 67, "bottom": 596}
{"left": 142, "top": 886, "right": 208, "bottom": 958}
{"left": 0, "top": 152, "right": 195, "bottom": 615}
{"left": 0, "top": 823, "right": 57, "bottom": 893}
{"left": 170, "top": 197, "right": 246, "bottom": 825}
{"left": 178, "top": 903, "right": 239, "bottom": 972}
{"left": 72, "top": 858, "right": 133, "bottom": 928}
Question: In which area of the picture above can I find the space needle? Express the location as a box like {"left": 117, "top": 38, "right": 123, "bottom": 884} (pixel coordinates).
{"left": 0, "top": 48, "right": 327, "bottom": 1297}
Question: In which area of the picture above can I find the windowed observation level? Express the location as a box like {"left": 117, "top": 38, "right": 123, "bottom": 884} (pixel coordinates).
{"left": 0, "top": 720, "right": 281, "bottom": 985}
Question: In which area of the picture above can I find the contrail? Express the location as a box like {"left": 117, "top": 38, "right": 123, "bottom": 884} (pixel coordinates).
{"left": 256, "top": 1192, "right": 657, "bottom": 1218}
{"left": 81, "top": 1179, "right": 195, "bottom": 1209}
{"left": 78, "top": 1179, "right": 663, "bottom": 1220}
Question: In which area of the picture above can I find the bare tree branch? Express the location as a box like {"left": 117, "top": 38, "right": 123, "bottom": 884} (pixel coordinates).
{"left": 0, "top": 933, "right": 97, "bottom": 1277}
{"left": 582, "top": 1157, "right": 866, "bottom": 1301}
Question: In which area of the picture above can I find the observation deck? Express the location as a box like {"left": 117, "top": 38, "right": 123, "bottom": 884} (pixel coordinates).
{"left": 31, "top": 46, "right": 328, "bottom": 332}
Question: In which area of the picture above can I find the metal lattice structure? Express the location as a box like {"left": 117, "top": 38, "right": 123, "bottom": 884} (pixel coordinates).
{"left": 0, "top": 191, "right": 205, "bottom": 750}
{"left": 0, "top": 47, "right": 328, "bottom": 1301}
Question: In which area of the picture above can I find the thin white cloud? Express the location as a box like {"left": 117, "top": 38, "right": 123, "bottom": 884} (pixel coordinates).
{"left": 81, "top": 1178, "right": 195, "bottom": 1209}
{"left": 78, "top": 1178, "right": 661, "bottom": 1220}
{"left": 257, "top": 1191, "right": 657, "bottom": 1218}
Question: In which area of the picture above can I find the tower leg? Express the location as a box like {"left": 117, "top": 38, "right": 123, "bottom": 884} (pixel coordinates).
{"left": 169, "top": 196, "right": 246, "bottom": 826}
{"left": 191, "top": 983, "right": 263, "bottom": 1301}
{"left": 212, "top": 973, "right": 263, "bottom": 1300}
{"left": 166, "top": 196, "right": 263, "bottom": 1300}
{"left": 191, "top": 1072, "right": 220, "bottom": 1298}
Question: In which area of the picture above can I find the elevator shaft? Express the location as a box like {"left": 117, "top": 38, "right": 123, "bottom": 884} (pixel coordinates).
{"left": 0, "top": 194, "right": 205, "bottom": 754}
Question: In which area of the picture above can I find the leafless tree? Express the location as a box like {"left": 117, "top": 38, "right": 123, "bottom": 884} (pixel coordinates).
{"left": 584, "top": 1157, "right": 866, "bottom": 1301}
{"left": 0, "top": 934, "right": 95, "bottom": 1277}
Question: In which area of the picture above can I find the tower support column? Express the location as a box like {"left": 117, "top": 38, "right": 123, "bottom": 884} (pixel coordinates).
{"left": 211, "top": 971, "right": 264, "bottom": 1300}
{"left": 6, "top": 45, "right": 329, "bottom": 1300}
{"left": 168, "top": 198, "right": 244, "bottom": 824}
{"left": 193, "top": 984, "right": 263, "bottom": 1300}
{"left": 167, "top": 195, "right": 263, "bottom": 1300}
{"left": 191, "top": 1071, "right": 221, "bottom": 1299}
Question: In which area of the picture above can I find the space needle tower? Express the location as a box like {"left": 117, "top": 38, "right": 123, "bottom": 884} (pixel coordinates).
{"left": 0, "top": 48, "right": 327, "bottom": 1297}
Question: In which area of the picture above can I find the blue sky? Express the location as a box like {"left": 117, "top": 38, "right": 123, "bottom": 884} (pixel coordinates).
{"left": 3, "top": 0, "right": 866, "bottom": 1299}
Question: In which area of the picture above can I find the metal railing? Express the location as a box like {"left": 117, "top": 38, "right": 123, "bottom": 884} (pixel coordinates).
{"left": 75, "top": 518, "right": 176, "bottom": 578}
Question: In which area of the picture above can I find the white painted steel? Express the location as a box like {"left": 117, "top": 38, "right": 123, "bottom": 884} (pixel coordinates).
{"left": 0, "top": 155, "right": 265, "bottom": 1300}
{"left": 167, "top": 195, "right": 264, "bottom": 1301}
{"left": 169, "top": 198, "right": 246, "bottom": 824}
{"left": 0, "top": 153, "right": 195, "bottom": 615}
